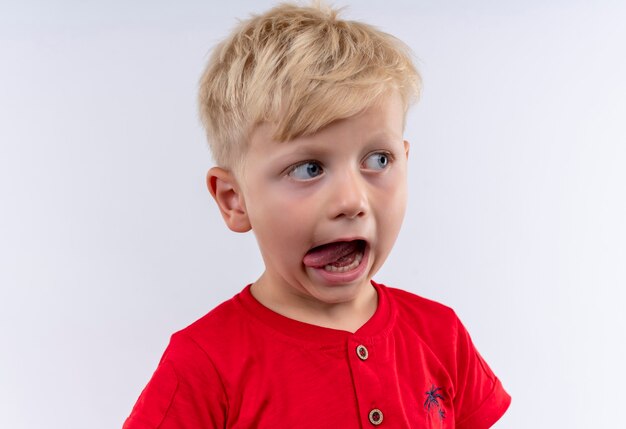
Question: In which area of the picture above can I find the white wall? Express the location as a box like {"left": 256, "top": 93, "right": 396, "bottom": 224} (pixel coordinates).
{"left": 1, "top": 1, "right": 624, "bottom": 428}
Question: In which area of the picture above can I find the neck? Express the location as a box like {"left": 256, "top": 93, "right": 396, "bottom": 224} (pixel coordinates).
{"left": 250, "top": 273, "right": 378, "bottom": 333}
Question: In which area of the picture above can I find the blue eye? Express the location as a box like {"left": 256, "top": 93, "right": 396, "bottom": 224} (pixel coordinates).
{"left": 363, "top": 152, "right": 390, "bottom": 170}
{"left": 288, "top": 161, "right": 324, "bottom": 180}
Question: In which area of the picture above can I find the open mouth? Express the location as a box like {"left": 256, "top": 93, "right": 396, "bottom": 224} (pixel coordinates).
{"left": 303, "top": 239, "right": 367, "bottom": 273}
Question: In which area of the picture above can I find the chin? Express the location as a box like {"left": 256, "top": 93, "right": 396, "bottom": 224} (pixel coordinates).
{"left": 306, "top": 278, "right": 372, "bottom": 304}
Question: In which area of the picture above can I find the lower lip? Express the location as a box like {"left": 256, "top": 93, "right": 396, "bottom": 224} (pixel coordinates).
{"left": 306, "top": 245, "right": 370, "bottom": 285}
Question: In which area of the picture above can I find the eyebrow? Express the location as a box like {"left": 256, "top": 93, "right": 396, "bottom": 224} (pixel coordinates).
{"left": 292, "top": 129, "right": 401, "bottom": 148}
{"left": 364, "top": 130, "right": 402, "bottom": 144}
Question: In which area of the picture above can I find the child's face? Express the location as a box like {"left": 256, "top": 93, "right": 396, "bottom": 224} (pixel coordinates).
{"left": 223, "top": 93, "right": 408, "bottom": 310}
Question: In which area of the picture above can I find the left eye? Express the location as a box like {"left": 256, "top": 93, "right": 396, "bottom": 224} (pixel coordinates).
{"left": 363, "top": 152, "right": 390, "bottom": 170}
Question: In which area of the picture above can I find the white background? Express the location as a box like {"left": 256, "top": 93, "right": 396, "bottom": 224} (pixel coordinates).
{"left": 1, "top": 1, "right": 625, "bottom": 428}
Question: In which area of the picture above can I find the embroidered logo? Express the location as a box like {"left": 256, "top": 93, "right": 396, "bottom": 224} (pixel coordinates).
{"left": 424, "top": 384, "right": 446, "bottom": 421}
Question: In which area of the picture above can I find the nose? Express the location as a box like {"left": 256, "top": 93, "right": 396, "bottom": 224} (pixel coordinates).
{"left": 327, "top": 169, "right": 369, "bottom": 220}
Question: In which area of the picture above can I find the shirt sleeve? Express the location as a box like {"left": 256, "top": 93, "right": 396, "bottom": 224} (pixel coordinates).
{"left": 122, "top": 333, "right": 228, "bottom": 429}
{"left": 452, "top": 316, "right": 511, "bottom": 429}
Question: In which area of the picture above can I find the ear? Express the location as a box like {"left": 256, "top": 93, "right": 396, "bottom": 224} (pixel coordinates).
{"left": 206, "top": 167, "right": 251, "bottom": 233}
{"left": 403, "top": 140, "right": 410, "bottom": 159}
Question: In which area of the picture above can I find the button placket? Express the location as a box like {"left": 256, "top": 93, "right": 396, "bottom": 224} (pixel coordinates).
{"left": 349, "top": 338, "right": 388, "bottom": 427}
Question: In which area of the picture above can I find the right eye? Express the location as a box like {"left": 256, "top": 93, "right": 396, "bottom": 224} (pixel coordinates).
{"left": 287, "top": 161, "right": 324, "bottom": 181}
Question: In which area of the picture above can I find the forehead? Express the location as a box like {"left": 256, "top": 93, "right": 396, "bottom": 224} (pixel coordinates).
{"left": 246, "top": 93, "right": 405, "bottom": 159}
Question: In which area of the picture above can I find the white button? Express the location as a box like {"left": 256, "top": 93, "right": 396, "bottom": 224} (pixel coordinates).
{"left": 356, "top": 344, "right": 369, "bottom": 360}
{"left": 368, "top": 409, "right": 383, "bottom": 425}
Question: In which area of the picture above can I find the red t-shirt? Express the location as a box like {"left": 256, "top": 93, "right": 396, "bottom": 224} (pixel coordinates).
{"left": 124, "top": 282, "right": 510, "bottom": 428}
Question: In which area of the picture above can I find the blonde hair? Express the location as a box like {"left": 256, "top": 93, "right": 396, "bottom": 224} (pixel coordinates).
{"left": 198, "top": 2, "right": 421, "bottom": 170}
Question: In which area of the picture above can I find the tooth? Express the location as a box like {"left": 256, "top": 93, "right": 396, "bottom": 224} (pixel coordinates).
{"left": 323, "top": 249, "right": 363, "bottom": 273}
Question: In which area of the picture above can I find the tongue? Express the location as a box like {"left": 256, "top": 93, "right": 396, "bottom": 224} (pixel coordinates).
{"left": 303, "top": 241, "right": 360, "bottom": 268}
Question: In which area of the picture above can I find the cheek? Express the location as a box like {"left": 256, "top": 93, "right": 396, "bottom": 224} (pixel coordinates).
{"left": 247, "top": 187, "right": 313, "bottom": 240}
{"left": 376, "top": 172, "right": 408, "bottom": 229}
{"left": 380, "top": 169, "right": 408, "bottom": 206}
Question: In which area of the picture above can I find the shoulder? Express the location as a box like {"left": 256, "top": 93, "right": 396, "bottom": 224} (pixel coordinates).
{"left": 382, "top": 284, "right": 462, "bottom": 338}
{"left": 155, "top": 295, "right": 245, "bottom": 385}
{"left": 178, "top": 293, "right": 242, "bottom": 337}
{"left": 385, "top": 285, "right": 457, "bottom": 318}
{"left": 379, "top": 284, "right": 468, "bottom": 369}
{"left": 168, "top": 290, "right": 251, "bottom": 361}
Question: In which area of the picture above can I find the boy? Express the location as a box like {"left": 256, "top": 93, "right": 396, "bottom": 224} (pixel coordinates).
{"left": 124, "top": 3, "right": 510, "bottom": 428}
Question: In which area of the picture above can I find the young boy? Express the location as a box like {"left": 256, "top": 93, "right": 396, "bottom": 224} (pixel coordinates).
{"left": 124, "top": 3, "right": 510, "bottom": 428}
